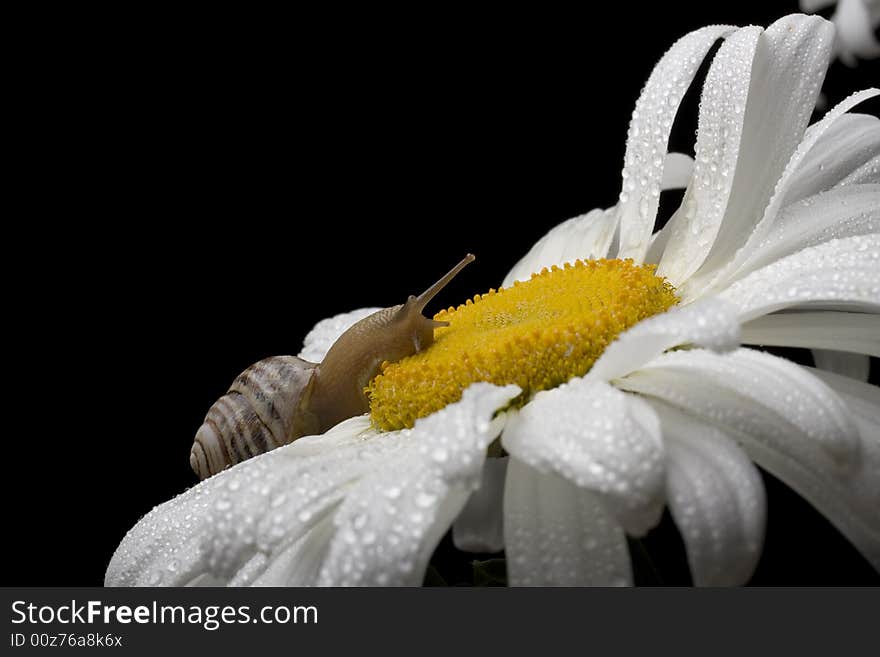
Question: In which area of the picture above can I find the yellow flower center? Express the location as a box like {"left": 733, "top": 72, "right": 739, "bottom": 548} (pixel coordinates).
{"left": 367, "top": 258, "right": 678, "bottom": 431}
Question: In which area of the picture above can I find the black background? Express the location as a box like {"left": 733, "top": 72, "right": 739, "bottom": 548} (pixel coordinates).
{"left": 8, "top": 2, "right": 878, "bottom": 586}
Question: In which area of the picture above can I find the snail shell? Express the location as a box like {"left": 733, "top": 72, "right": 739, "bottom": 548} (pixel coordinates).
{"left": 189, "top": 254, "right": 475, "bottom": 480}
{"left": 189, "top": 356, "right": 318, "bottom": 480}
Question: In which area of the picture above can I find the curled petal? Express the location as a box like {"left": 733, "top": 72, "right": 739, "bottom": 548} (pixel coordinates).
{"left": 840, "top": 154, "right": 880, "bottom": 186}
{"left": 648, "top": 400, "right": 766, "bottom": 586}
{"left": 589, "top": 297, "right": 740, "bottom": 382}
{"left": 620, "top": 348, "right": 860, "bottom": 466}
{"left": 730, "top": 184, "right": 880, "bottom": 280}
{"left": 717, "top": 234, "right": 880, "bottom": 321}
{"left": 106, "top": 384, "right": 520, "bottom": 587}
{"left": 617, "top": 350, "right": 880, "bottom": 570}
{"left": 502, "top": 379, "right": 664, "bottom": 536}
{"left": 105, "top": 416, "right": 372, "bottom": 586}
{"left": 315, "top": 383, "right": 520, "bottom": 586}
{"left": 690, "top": 88, "right": 880, "bottom": 297}
{"left": 506, "top": 151, "right": 696, "bottom": 285}
{"left": 667, "top": 15, "right": 835, "bottom": 288}
{"left": 617, "top": 24, "right": 734, "bottom": 262}
{"left": 660, "top": 152, "right": 695, "bottom": 191}
{"left": 783, "top": 114, "right": 880, "bottom": 204}
{"left": 658, "top": 26, "right": 763, "bottom": 285}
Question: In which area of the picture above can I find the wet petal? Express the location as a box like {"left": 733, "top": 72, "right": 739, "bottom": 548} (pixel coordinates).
{"left": 616, "top": 24, "right": 734, "bottom": 262}
{"left": 783, "top": 114, "right": 880, "bottom": 204}
{"left": 840, "top": 154, "right": 880, "bottom": 186}
{"left": 658, "top": 26, "right": 763, "bottom": 285}
{"left": 315, "top": 383, "right": 520, "bottom": 585}
{"left": 741, "top": 311, "right": 880, "bottom": 356}
{"left": 505, "top": 151, "right": 695, "bottom": 286}
{"left": 504, "top": 458, "right": 632, "bottom": 586}
{"left": 733, "top": 184, "right": 880, "bottom": 279}
{"left": 589, "top": 297, "right": 740, "bottom": 382}
{"left": 649, "top": 400, "right": 766, "bottom": 586}
{"left": 616, "top": 350, "right": 880, "bottom": 568}
{"left": 618, "top": 348, "right": 860, "bottom": 466}
{"left": 664, "top": 15, "right": 834, "bottom": 286}
{"left": 106, "top": 384, "right": 520, "bottom": 587}
{"left": 690, "top": 88, "right": 879, "bottom": 297}
{"left": 502, "top": 379, "right": 664, "bottom": 536}
{"left": 104, "top": 416, "right": 372, "bottom": 586}
{"left": 717, "top": 234, "right": 880, "bottom": 321}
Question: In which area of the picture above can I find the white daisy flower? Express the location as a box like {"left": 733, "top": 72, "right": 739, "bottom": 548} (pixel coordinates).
{"left": 800, "top": 0, "right": 880, "bottom": 66}
{"left": 106, "top": 13, "right": 880, "bottom": 587}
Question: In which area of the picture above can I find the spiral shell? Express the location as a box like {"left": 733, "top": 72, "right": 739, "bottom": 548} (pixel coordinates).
{"left": 190, "top": 355, "right": 318, "bottom": 479}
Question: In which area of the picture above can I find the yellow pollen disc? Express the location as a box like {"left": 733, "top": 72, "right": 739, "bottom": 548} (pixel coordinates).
{"left": 367, "top": 258, "right": 678, "bottom": 431}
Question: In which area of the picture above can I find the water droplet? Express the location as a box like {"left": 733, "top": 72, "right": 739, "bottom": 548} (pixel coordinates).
{"left": 416, "top": 492, "right": 437, "bottom": 508}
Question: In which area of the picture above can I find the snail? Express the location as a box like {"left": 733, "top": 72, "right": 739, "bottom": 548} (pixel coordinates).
{"left": 189, "top": 254, "right": 476, "bottom": 480}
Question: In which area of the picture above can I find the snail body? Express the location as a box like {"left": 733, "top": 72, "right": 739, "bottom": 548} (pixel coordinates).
{"left": 190, "top": 254, "right": 475, "bottom": 479}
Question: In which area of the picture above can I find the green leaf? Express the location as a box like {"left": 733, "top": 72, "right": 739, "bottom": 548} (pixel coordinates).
{"left": 423, "top": 564, "right": 448, "bottom": 586}
{"left": 472, "top": 558, "right": 507, "bottom": 586}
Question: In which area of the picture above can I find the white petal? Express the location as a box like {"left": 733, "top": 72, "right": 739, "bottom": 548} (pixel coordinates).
{"left": 783, "top": 114, "right": 880, "bottom": 205}
{"left": 589, "top": 297, "right": 740, "bottom": 382}
{"left": 788, "top": 366, "right": 880, "bottom": 568}
{"left": 629, "top": 153, "right": 697, "bottom": 265}
{"left": 504, "top": 458, "right": 632, "bottom": 586}
{"left": 106, "top": 384, "right": 520, "bottom": 587}
{"left": 104, "top": 416, "right": 372, "bottom": 586}
{"left": 717, "top": 235, "right": 880, "bottom": 320}
{"left": 298, "top": 307, "right": 381, "bottom": 362}
{"left": 812, "top": 349, "right": 872, "bottom": 381}
{"left": 799, "top": 0, "right": 836, "bottom": 11}
{"left": 840, "top": 154, "right": 880, "bottom": 186}
{"left": 741, "top": 311, "right": 880, "bottom": 356}
{"left": 452, "top": 457, "right": 507, "bottom": 553}
{"left": 689, "top": 88, "right": 880, "bottom": 297}
{"left": 618, "top": 348, "right": 860, "bottom": 465}
{"left": 502, "top": 380, "right": 664, "bottom": 536}
{"left": 616, "top": 24, "right": 735, "bottom": 262}
{"left": 805, "top": 363, "right": 880, "bottom": 408}
{"left": 660, "top": 152, "right": 695, "bottom": 191}
{"left": 649, "top": 400, "right": 766, "bottom": 586}
{"left": 674, "top": 16, "right": 835, "bottom": 291}
{"left": 834, "top": 0, "right": 880, "bottom": 63}
{"left": 316, "top": 383, "right": 520, "bottom": 586}
{"left": 732, "top": 184, "right": 880, "bottom": 280}
{"left": 657, "top": 27, "right": 763, "bottom": 285}
{"left": 245, "top": 515, "right": 336, "bottom": 586}
{"left": 502, "top": 208, "right": 617, "bottom": 287}
{"left": 618, "top": 351, "right": 880, "bottom": 570}
{"left": 644, "top": 217, "right": 675, "bottom": 265}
